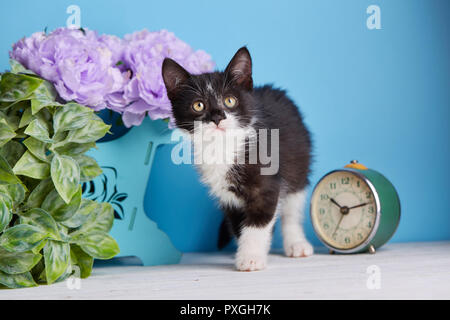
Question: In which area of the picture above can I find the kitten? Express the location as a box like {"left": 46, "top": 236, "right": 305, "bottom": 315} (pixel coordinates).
{"left": 162, "top": 47, "right": 313, "bottom": 271}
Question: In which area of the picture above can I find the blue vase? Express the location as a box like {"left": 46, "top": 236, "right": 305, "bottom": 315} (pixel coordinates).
{"left": 82, "top": 117, "right": 182, "bottom": 266}
{"left": 96, "top": 109, "right": 132, "bottom": 142}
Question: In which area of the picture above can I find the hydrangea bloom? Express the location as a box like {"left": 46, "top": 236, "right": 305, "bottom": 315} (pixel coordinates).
{"left": 109, "top": 29, "right": 215, "bottom": 127}
{"left": 10, "top": 28, "right": 215, "bottom": 127}
{"left": 11, "top": 28, "right": 125, "bottom": 110}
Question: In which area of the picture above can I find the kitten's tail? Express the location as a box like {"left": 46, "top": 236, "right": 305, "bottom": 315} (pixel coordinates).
{"left": 217, "top": 218, "right": 233, "bottom": 250}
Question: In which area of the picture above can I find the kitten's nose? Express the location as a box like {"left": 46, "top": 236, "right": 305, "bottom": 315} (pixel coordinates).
{"left": 211, "top": 113, "right": 226, "bottom": 126}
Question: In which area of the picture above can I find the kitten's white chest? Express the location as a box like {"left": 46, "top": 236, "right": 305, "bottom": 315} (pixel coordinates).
{"left": 191, "top": 117, "right": 253, "bottom": 208}
{"left": 193, "top": 135, "right": 244, "bottom": 208}
{"left": 196, "top": 163, "right": 243, "bottom": 208}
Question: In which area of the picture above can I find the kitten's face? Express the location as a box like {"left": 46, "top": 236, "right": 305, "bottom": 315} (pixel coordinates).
{"left": 162, "top": 47, "right": 254, "bottom": 134}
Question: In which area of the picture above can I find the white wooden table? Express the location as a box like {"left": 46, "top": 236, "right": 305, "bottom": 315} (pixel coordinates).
{"left": 1, "top": 242, "right": 449, "bottom": 300}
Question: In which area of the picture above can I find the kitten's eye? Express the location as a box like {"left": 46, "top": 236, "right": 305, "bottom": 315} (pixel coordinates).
{"left": 224, "top": 96, "right": 237, "bottom": 108}
{"left": 192, "top": 101, "right": 205, "bottom": 112}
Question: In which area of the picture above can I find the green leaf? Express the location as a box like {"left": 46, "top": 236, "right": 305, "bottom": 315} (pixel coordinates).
{"left": 0, "top": 140, "right": 26, "bottom": 167}
{"left": 7, "top": 99, "right": 29, "bottom": 114}
{"left": 65, "top": 119, "right": 110, "bottom": 144}
{"left": 30, "top": 80, "right": 60, "bottom": 114}
{"left": 54, "top": 263, "right": 74, "bottom": 283}
{"left": 0, "top": 192, "right": 12, "bottom": 232}
{"left": 18, "top": 107, "right": 33, "bottom": 128}
{"left": 20, "top": 208, "right": 60, "bottom": 240}
{"left": 0, "top": 270, "right": 37, "bottom": 288}
{"left": 70, "top": 244, "right": 93, "bottom": 278}
{"left": 31, "top": 239, "right": 48, "bottom": 255}
{"left": 78, "top": 202, "right": 114, "bottom": 234}
{"left": 72, "top": 231, "right": 119, "bottom": 259}
{"left": 53, "top": 141, "right": 96, "bottom": 157}
{"left": 0, "top": 224, "right": 48, "bottom": 252}
{"left": 57, "top": 223, "right": 70, "bottom": 242}
{"left": 0, "top": 154, "right": 21, "bottom": 185}
{"left": 0, "top": 72, "right": 43, "bottom": 103}
{"left": 0, "top": 112, "right": 7, "bottom": 125}
{"left": 1, "top": 109, "right": 21, "bottom": 131}
{"left": 53, "top": 102, "right": 93, "bottom": 133}
{"left": 0, "top": 183, "right": 25, "bottom": 205}
{"left": 9, "top": 59, "right": 32, "bottom": 74}
{"left": 30, "top": 100, "right": 45, "bottom": 115}
{"left": 23, "top": 137, "right": 48, "bottom": 162}
{"left": 61, "top": 198, "right": 97, "bottom": 229}
{"left": 26, "top": 178, "right": 54, "bottom": 208}
{"left": 34, "top": 106, "right": 53, "bottom": 124}
{"left": 13, "top": 151, "right": 50, "bottom": 179}
{"left": 75, "top": 155, "right": 102, "bottom": 182}
{"left": 0, "top": 246, "right": 42, "bottom": 275}
{"left": 52, "top": 130, "right": 68, "bottom": 143}
{"left": 30, "top": 258, "right": 45, "bottom": 282}
{"left": 24, "top": 118, "right": 53, "bottom": 143}
{"left": 43, "top": 240, "right": 70, "bottom": 284}
{"left": 0, "top": 119, "right": 16, "bottom": 147}
{"left": 41, "top": 187, "right": 81, "bottom": 222}
{"left": 50, "top": 154, "right": 80, "bottom": 204}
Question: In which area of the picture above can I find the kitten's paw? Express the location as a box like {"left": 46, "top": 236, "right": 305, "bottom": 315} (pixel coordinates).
{"left": 235, "top": 254, "right": 267, "bottom": 272}
{"left": 284, "top": 241, "right": 314, "bottom": 257}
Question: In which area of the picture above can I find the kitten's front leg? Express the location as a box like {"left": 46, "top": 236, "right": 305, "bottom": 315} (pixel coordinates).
{"left": 223, "top": 175, "right": 280, "bottom": 271}
{"left": 226, "top": 193, "right": 278, "bottom": 272}
{"left": 235, "top": 217, "right": 277, "bottom": 271}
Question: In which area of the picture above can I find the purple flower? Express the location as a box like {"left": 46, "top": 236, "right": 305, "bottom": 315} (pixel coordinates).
{"left": 10, "top": 31, "right": 46, "bottom": 75}
{"left": 112, "top": 29, "right": 215, "bottom": 127}
{"left": 10, "top": 28, "right": 215, "bottom": 128}
{"left": 11, "top": 28, "right": 125, "bottom": 111}
{"left": 98, "top": 34, "right": 126, "bottom": 69}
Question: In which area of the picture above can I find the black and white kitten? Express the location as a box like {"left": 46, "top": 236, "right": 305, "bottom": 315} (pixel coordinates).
{"left": 162, "top": 47, "right": 313, "bottom": 271}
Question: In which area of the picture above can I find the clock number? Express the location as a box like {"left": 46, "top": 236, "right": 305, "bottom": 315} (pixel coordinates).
{"left": 341, "top": 177, "right": 349, "bottom": 185}
{"left": 368, "top": 206, "right": 374, "bottom": 214}
{"left": 357, "top": 233, "right": 363, "bottom": 240}
{"left": 323, "top": 223, "right": 329, "bottom": 230}
{"left": 357, "top": 181, "right": 360, "bottom": 188}
{"left": 330, "top": 183, "right": 337, "bottom": 190}
{"left": 320, "top": 194, "right": 328, "bottom": 200}
{"left": 319, "top": 208, "right": 325, "bottom": 215}
{"left": 344, "top": 237, "right": 350, "bottom": 244}
{"left": 366, "top": 191, "right": 372, "bottom": 199}
{"left": 367, "top": 221, "right": 372, "bottom": 228}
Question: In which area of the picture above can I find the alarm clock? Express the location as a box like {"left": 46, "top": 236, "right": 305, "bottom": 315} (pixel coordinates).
{"left": 310, "top": 160, "right": 400, "bottom": 254}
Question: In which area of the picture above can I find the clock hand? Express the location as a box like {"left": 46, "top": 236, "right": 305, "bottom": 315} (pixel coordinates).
{"left": 330, "top": 197, "right": 351, "bottom": 237}
{"left": 332, "top": 214, "right": 345, "bottom": 238}
{"left": 331, "top": 202, "right": 368, "bottom": 239}
{"left": 348, "top": 202, "right": 368, "bottom": 210}
{"left": 330, "top": 198, "right": 342, "bottom": 208}
{"left": 331, "top": 202, "right": 368, "bottom": 238}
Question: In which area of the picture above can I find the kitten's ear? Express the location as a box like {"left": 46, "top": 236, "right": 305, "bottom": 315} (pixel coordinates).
{"left": 162, "top": 58, "right": 190, "bottom": 99}
{"left": 225, "top": 47, "right": 253, "bottom": 90}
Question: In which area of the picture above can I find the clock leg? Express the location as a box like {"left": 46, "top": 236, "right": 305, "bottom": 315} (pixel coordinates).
{"left": 368, "top": 245, "right": 376, "bottom": 254}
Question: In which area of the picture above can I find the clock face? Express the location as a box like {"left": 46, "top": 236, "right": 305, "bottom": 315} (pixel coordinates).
{"left": 311, "top": 170, "right": 378, "bottom": 250}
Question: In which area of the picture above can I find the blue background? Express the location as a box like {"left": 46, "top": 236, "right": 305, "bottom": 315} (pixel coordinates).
{"left": 1, "top": 0, "right": 449, "bottom": 252}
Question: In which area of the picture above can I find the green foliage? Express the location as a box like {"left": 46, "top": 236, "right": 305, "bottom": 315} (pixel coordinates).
{"left": 0, "top": 62, "right": 119, "bottom": 289}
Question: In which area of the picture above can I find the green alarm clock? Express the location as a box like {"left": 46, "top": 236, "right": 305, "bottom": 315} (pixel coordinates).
{"left": 310, "top": 160, "right": 400, "bottom": 254}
